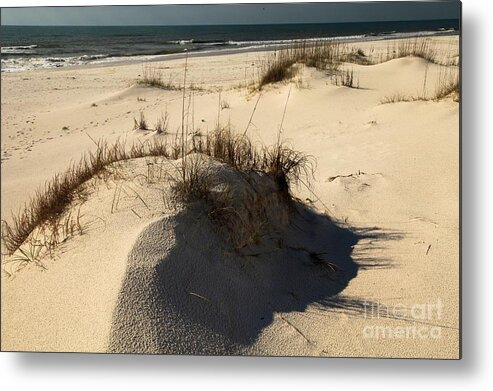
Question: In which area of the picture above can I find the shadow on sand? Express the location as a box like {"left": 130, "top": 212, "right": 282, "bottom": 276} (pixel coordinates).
{"left": 108, "top": 201, "right": 401, "bottom": 355}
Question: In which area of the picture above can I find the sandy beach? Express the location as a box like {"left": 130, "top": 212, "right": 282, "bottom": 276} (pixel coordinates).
{"left": 1, "top": 35, "right": 459, "bottom": 358}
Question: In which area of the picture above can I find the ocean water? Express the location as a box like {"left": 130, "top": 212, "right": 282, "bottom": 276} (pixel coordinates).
{"left": 0, "top": 20, "right": 459, "bottom": 72}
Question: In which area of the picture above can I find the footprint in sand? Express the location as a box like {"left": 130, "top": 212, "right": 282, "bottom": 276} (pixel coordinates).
{"left": 408, "top": 216, "right": 438, "bottom": 226}
{"left": 326, "top": 172, "right": 385, "bottom": 193}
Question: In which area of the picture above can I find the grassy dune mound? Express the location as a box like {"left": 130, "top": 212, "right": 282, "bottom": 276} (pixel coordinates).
{"left": 1, "top": 127, "right": 311, "bottom": 271}
{"left": 1, "top": 128, "right": 360, "bottom": 354}
{"left": 109, "top": 155, "right": 359, "bottom": 355}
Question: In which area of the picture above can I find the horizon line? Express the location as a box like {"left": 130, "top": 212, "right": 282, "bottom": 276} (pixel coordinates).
{"left": 1, "top": 18, "right": 460, "bottom": 28}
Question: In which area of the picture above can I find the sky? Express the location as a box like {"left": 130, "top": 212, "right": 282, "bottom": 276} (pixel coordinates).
{"left": 1, "top": 2, "right": 461, "bottom": 26}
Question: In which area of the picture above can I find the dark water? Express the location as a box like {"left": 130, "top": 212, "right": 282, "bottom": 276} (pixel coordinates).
{"left": 1, "top": 20, "right": 459, "bottom": 72}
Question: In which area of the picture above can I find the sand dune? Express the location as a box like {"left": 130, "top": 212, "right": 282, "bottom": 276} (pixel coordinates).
{"left": 108, "top": 156, "right": 360, "bottom": 355}
{"left": 1, "top": 36, "right": 459, "bottom": 357}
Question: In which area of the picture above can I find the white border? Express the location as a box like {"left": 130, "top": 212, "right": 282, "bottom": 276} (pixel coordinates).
{"left": 2, "top": 1, "right": 493, "bottom": 390}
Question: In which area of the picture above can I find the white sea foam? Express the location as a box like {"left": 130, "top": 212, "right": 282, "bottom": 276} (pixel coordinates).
{"left": 1, "top": 44, "right": 38, "bottom": 54}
